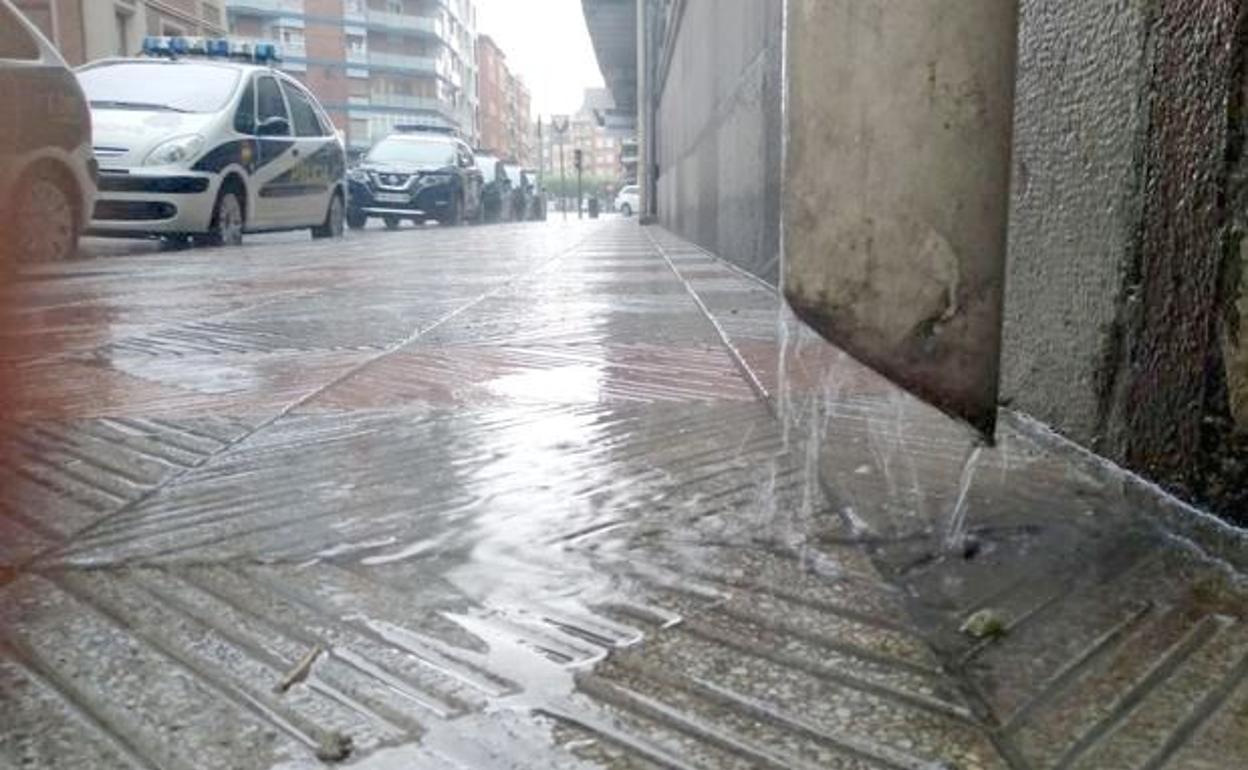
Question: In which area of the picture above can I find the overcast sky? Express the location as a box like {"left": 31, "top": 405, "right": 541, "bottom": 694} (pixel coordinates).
{"left": 475, "top": 0, "right": 605, "bottom": 119}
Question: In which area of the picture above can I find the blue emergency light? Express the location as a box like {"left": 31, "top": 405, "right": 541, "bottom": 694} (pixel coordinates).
{"left": 140, "top": 36, "right": 281, "bottom": 64}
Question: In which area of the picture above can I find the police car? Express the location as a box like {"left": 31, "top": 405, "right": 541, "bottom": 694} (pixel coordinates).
{"left": 78, "top": 37, "right": 346, "bottom": 247}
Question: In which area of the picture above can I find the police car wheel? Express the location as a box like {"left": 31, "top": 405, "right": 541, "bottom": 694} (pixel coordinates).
{"left": 312, "top": 194, "right": 345, "bottom": 239}
{"left": 15, "top": 172, "right": 78, "bottom": 262}
{"left": 206, "top": 190, "right": 245, "bottom": 247}
{"left": 383, "top": 216, "right": 401, "bottom": 231}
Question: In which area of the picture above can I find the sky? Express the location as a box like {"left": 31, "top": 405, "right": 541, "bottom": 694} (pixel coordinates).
{"left": 475, "top": 0, "right": 605, "bottom": 119}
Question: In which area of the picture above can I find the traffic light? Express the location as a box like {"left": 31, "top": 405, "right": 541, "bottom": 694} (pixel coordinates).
{"left": 574, "top": 149, "right": 583, "bottom": 172}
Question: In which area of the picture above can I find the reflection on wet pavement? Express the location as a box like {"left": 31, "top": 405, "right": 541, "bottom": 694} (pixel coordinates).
{"left": 1, "top": 221, "right": 1245, "bottom": 769}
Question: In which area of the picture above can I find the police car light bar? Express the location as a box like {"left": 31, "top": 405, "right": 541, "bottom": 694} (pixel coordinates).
{"left": 394, "top": 125, "right": 457, "bottom": 136}
{"left": 141, "top": 36, "right": 282, "bottom": 64}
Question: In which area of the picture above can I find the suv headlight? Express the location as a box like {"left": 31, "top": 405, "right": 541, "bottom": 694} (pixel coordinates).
{"left": 416, "top": 173, "right": 452, "bottom": 187}
{"left": 348, "top": 168, "right": 370, "bottom": 183}
{"left": 144, "top": 134, "right": 205, "bottom": 167}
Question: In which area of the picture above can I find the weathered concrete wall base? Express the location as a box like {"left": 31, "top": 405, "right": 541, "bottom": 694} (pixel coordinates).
{"left": 783, "top": 0, "right": 1019, "bottom": 435}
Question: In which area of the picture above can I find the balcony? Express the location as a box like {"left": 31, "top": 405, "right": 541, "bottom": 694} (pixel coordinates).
{"left": 368, "top": 94, "right": 445, "bottom": 112}
{"left": 228, "top": 0, "right": 304, "bottom": 16}
{"left": 346, "top": 48, "right": 369, "bottom": 65}
{"left": 368, "top": 51, "right": 437, "bottom": 73}
{"left": 366, "top": 10, "right": 440, "bottom": 36}
{"left": 230, "top": 36, "right": 305, "bottom": 61}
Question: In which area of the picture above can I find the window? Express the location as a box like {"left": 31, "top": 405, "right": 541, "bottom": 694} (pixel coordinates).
{"left": 114, "top": 10, "right": 131, "bottom": 57}
{"left": 256, "top": 76, "right": 290, "bottom": 134}
{"left": 79, "top": 63, "right": 241, "bottom": 113}
{"left": 0, "top": 4, "right": 39, "bottom": 60}
{"left": 280, "top": 80, "right": 325, "bottom": 137}
{"left": 233, "top": 78, "right": 256, "bottom": 133}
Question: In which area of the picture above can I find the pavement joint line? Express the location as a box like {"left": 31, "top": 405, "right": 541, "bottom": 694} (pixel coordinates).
{"left": 34, "top": 232, "right": 590, "bottom": 568}
{"left": 0, "top": 635, "right": 169, "bottom": 770}
{"left": 1049, "top": 613, "right": 1228, "bottom": 770}
{"left": 644, "top": 228, "right": 774, "bottom": 406}
{"left": 999, "top": 599, "right": 1155, "bottom": 735}
{"left": 16, "top": 257, "right": 381, "bottom": 367}
{"left": 1135, "top": 645, "right": 1248, "bottom": 770}
{"left": 45, "top": 569, "right": 327, "bottom": 751}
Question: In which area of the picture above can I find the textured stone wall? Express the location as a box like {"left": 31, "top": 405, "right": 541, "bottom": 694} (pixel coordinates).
{"left": 1003, "top": 0, "right": 1242, "bottom": 489}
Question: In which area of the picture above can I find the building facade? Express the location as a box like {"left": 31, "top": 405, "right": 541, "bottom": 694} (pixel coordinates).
{"left": 225, "top": 0, "right": 478, "bottom": 152}
{"left": 15, "top": 0, "right": 228, "bottom": 66}
{"left": 542, "top": 88, "right": 626, "bottom": 183}
{"left": 475, "top": 34, "right": 531, "bottom": 164}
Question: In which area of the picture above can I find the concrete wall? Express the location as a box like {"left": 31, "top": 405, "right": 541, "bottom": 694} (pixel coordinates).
{"left": 653, "top": 0, "right": 782, "bottom": 284}
{"left": 1002, "top": 0, "right": 1241, "bottom": 487}
{"left": 784, "top": 0, "right": 1018, "bottom": 435}
{"left": 1000, "top": 0, "right": 1152, "bottom": 449}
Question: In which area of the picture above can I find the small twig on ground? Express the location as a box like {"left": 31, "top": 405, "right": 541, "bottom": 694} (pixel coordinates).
{"left": 274, "top": 644, "right": 324, "bottom": 694}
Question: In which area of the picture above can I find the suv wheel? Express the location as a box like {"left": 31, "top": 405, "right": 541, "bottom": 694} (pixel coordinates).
{"left": 383, "top": 216, "right": 401, "bottom": 231}
{"left": 14, "top": 169, "right": 78, "bottom": 262}
{"left": 312, "top": 193, "right": 345, "bottom": 239}
{"left": 442, "top": 195, "right": 464, "bottom": 227}
{"left": 347, "top": 207, "right": 368, "bottom": 230}
{"left": 620, "top": 203, "right": 633, "bottom": 218}
{"left": 203, "top": 188, "right": 245, "bottom": 247}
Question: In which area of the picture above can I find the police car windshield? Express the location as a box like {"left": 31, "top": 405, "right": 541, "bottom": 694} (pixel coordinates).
{"left": 79, "top": 63, "right": 241, "bottom": 114}
{"left": 367, "top": 138, "right": 455, "bottom": 167}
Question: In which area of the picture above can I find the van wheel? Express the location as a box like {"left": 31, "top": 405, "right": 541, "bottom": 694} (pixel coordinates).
{"left": 383, "top": 216, "right": 401, "bottom": 231}
{"left": 14, "top": 168, "right": 78, "bottom": 262}
{"left": 312, "top": 193, "right": 345, "bottom": 239}
{"left": 203, "top": 188, "right": 245, "bottom": 247}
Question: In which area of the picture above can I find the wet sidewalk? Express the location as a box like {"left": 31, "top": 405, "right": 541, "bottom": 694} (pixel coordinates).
{"left": 1, "top": 220, "right": 1245, "bottom": 769}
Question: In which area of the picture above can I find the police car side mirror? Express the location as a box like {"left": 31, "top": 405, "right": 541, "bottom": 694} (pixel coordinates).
{"left": 257, "top": 116, "right": 290, "bottom": 137}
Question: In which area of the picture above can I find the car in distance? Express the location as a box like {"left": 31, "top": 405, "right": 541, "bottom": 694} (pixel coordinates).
{"left": 474, "top": 151, "right": 510, "bottom": 223}
{"left": 523, "top": 168, "right": 546, "bottom": 221}
{"left": 501, "top": 163, "right": 530, "bottom": 222}
{"left": 79, "top": 37, "right": 347, "bottom": 247}
{"left": 346, "top": 127, "right": 483, "bottom": 230}
{"left": 0, "top": 0, "right": 96, "bottom": 262}
{"left": 615, "top": 184, "right": 640, "bottom": 217}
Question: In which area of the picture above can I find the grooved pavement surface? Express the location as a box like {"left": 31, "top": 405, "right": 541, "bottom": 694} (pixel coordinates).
{"left": 0, "top": 220, "right": 1244, "bottom": 769}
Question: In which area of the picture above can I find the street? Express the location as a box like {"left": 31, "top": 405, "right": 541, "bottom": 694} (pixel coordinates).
{"left": 1, "top": 219, "right": 1245, "bottom": 769}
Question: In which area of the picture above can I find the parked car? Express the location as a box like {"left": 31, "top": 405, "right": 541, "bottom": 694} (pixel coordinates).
{"left": 347, "top": 127, "right": 483, "bottom": 229}
{"left": 474, "top": 151, "right": 510, "bottom": 223}
{"left": 78, "top": 38, "right": 347, "bottom": 247}
{"left": 0, "top": 0, "right": 96, "bottom": 262}
{"left": 502, "top": 163, "right": 530, "bottom": 222}
{"left": 523, "top": 168, "right": 546, "bottom": 221}
{"left": 615, "top": 184, "right": 640, "bottom": 217}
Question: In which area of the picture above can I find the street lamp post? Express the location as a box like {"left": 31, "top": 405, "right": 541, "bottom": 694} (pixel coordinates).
{"left": 552, "top": 116, "right": 570, "bottom": 221}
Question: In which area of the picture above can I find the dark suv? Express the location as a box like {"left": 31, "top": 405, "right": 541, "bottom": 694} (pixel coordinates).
{"left": 0, "top": 0, "right": 96, "bottom": 262}
{"left": 346, "top": 127, "right": 482, "bottom": 229}
{"left": 473, "top": 151, "right": 510, "bottom": 223}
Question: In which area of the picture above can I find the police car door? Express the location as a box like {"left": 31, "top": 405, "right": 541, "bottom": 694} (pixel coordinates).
{"left": 251, "top": 74, "right": 300, "bottom": 226}
{"left": 278, "top": 77, "right": 340, "bottom": 226}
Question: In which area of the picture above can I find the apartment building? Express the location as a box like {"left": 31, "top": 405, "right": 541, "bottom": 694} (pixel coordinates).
{"left": 14, "top": 0, "right": 227, "bottom": 66}
{"left": 543, "top": 88, "right": 625, "bottom": 182}
{"left": 476, "top": 34, "right": 532, "bottom": 165}
{"left": 225, "top": 0, "right": 478, "bottom": 152}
